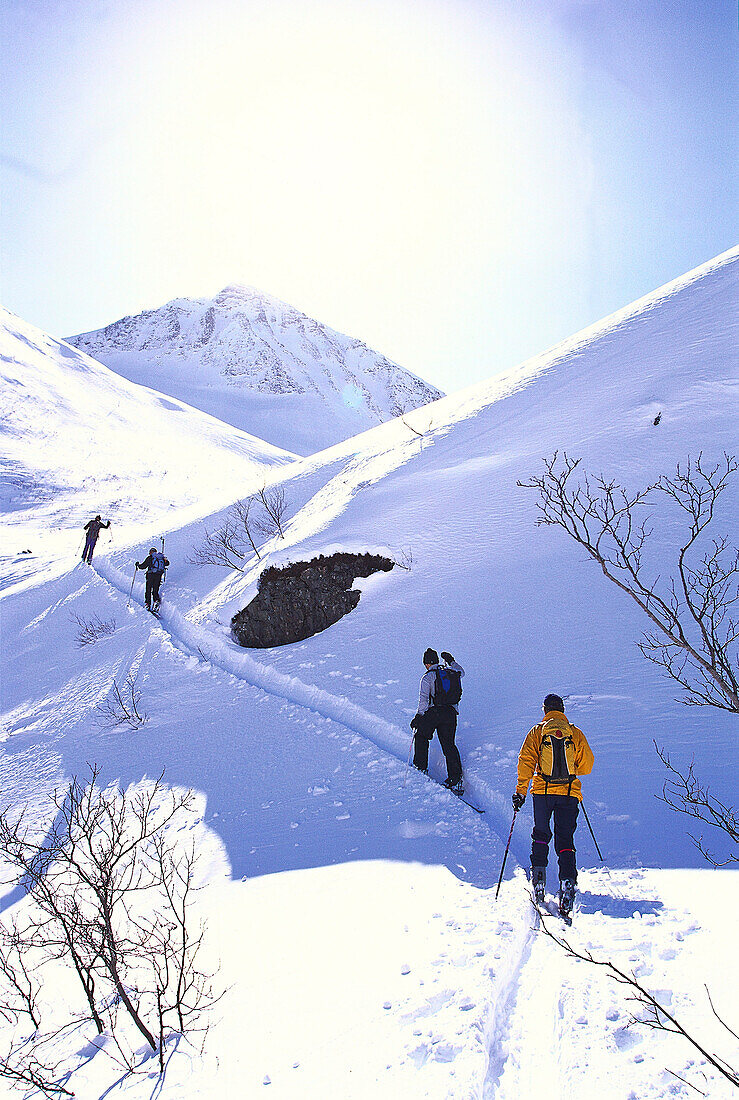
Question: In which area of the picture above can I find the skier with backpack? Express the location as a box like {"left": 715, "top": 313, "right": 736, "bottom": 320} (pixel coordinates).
{"left": 81, "top": 515, "right": 111, "bottom": 563}
{"left": 411, "top": 648, "right": 465, "bottom": 795}
{"left": 135, "top": 547, "right": 169, "bottom": 613}
{"left": 512, "top": 693, "right": 594, "bottom": 919}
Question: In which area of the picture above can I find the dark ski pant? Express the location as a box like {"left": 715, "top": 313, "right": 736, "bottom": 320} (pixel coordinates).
{"left": 531, "top": 792, "right": 579, "bottom": 882}
{"left": 145, "top": 572, "right": 163, "bottom": 609}
{"left": 82, "top": 534, "right": 98, "bottom": 562}
{"left": 413, "top": 705, "right": 463, "bottom": 785}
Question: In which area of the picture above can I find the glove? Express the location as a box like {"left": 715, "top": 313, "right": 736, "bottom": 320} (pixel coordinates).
{"left": 410, "top": 714, "right": 422, "bottom": 731}
{"left": 440, "top": 651, "right": 454, "bottom": 664}
{"left": 512, "top": 793, "right": 525, "bottom": 812}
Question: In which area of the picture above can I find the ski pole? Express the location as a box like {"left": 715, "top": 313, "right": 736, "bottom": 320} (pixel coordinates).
{"left": 402, "top": 730, "right": 415, "bottom": 787}
{"left": 495, "top": 809, "right": 518, "bottom": 901}
{"left": 580, "top": 801, "right": 604, "bottom": 862}
{"left": 127, "top": 568, "right": 136, "bottom": 608}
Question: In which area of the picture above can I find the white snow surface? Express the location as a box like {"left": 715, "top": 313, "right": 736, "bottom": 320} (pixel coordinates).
{"left": 67, "top": 286, "right": 444, "bottom": 455}
{"left": 0, "top": 247, "right": 738, "bottom": 1097}
{"left": 0, "top": 306, "right": 296, "bottom": 592}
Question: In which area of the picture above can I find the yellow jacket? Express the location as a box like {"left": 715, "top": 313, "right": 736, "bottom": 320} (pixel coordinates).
{"left": 516, "top": 710, "right": 594, "bottom": 802}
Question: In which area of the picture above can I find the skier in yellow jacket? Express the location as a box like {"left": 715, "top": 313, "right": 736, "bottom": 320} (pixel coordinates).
{"left": 512, "top": 694, "right": 594, "bottom": 916}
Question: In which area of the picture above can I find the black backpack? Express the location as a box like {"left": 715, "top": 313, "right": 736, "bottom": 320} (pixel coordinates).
{"left": 539, "top": 730, "right": 577, "bottom": 793}
{"left": 433, "top": 668, "right": 462, "bottom": 707}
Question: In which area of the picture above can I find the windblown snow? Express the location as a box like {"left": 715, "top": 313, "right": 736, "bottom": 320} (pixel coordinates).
{"left": 0, "top": 248, "right": 737, "bottom": 1098}
{"left": 68, "top": 286, "right": 443, "bottom": 455}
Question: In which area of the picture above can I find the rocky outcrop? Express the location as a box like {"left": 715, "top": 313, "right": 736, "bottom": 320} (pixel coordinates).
{"left": 231, "top": 552, "right": 394, "bottom": 648}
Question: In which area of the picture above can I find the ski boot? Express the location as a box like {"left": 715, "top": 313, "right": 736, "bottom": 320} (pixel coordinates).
{"left": 532, "top": 866, "right": 546, "bottom": 906}
{"left": 559, "top": 878, "right": 576, "bottom": 920}
{"left": 443, "top": 777, "right": 464, "bottom": 796}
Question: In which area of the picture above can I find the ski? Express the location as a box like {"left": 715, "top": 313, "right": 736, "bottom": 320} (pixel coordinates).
{"left": 440, "top": 780, "right": 485, "bottom": 813}
{"left": 454, "top": 792, "right": 485, "bottom": 814}
{"left": 412, "top": 769, "right": 485, "bottom": 813}
{"left": 531, "top": 890, "right": 573, "bottom": 926}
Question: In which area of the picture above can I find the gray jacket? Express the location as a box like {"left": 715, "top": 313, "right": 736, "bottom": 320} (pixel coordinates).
{"left": 418, "top": 661, "right": 465, "bottom": 715}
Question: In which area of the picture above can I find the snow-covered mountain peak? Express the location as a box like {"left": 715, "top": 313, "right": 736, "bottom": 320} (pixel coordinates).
{"left": 68, "top": 290, "right": 444, "bottom": 454}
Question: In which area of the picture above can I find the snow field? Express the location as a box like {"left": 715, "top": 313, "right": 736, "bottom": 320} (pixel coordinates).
{"left": 1, "top": 248, "right": 737, "bottom": 1096}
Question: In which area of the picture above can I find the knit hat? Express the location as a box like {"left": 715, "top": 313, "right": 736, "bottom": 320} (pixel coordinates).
{"left": 543, "top": 693, "right": 565, "bottom": 713}
{"left": 423, "top": 648, "right": 439, "bottom": 666}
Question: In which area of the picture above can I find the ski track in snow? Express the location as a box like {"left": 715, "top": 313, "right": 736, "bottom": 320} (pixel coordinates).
{"left": 93, "top": 557, "right": 504, "bottom": 829}
{"left": 91, "top": 560, "right": 549, "bottom": 1093}
{"left": 85, "top": 563, "right": 739, "bottom": 1100}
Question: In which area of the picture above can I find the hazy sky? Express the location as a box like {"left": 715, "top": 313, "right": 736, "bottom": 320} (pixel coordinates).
{"left": 1, "top": 0, "right": 736, "bottom": 392}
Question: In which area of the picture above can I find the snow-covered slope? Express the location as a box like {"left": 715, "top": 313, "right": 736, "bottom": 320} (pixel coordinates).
{"left": 0, "top": 250, "right": 737, "bottom": 1098}
{"left": 171, "top": 244, "right": 739, "bottom": 872}
{"left": 68, "top": 286, "right": 443, "bottom": 455}
{"left": 0, "top": 307, "right": 297, "bottom": 592}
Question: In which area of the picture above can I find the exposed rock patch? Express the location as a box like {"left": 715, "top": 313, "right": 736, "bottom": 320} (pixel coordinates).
{"left": 231, "top": 552, "right": 394, "bottom": 648}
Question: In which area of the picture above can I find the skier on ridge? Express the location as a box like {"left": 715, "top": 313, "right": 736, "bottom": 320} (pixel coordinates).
{"left": 512, "top": 693, "right": 594, "bottom": 919}
{"left": 81, "top": 514, "right": 111, "bottom": 563}
{"left": 411, "top": 648, "right": 465, "bottom": 795}
{"left": 135, "top": 547, "right": 169, "bottom": 613}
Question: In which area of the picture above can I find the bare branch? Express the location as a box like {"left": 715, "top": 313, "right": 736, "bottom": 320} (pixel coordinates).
{"left": 655, "top": 743, "right": 738, "bottom": 867}
{"left": 96, "top": 673, "right": 147, "bottom": 730}
{"left": 255, "top": 486, "right": 289, "bottom": 540}
{"left": 519, "top": 452, "right": 739, "bottom": 712}
{"left": 69, "top": 613, "right": 117, "bottom": 648}
{"left": 536, "top": 902, "right": 739, "bottom": 1089}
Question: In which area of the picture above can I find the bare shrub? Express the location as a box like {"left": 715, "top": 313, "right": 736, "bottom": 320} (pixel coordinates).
{"left": 390, "top": 547, "right": 413, "bottom": 572}
{"left": 96, "top": 673, "right": 147, "bottom": 729}
{"left": 231, "top": 496, "right": 263, "bottom": 558}
{"left": 0, "top": 918, "right": 41, "bottom": 1028}
{"left": 70, "top": 613, "right": 117, "bottom": 648}
{"left": 401, "top": 414, "right": 433, "bottom": 440}
{"left": 656, "top": 743, "right": 737, "bottom": 868}
{"left": 0, "top": 767, "right": 220, "bottom": 1078}
{"left": 188, "top": 519, "right": 248, "bottom": 571}
{"left": 255, "top": 486, "right": 288, "bottom": 540}
{"left": 190, "top": 487, "right": 291, "bottom": 570}
{"left": 519, "top": 452, "right": 739, "bottom": 713}
{"left": 536, "top": 905, "right": 738, "bottom": 1091}
{"left": 0, "top": 1047, "right": 74, "bottom": 1097}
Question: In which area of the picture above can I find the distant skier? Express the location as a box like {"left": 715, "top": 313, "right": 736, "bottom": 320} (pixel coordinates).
{"left": 135, "top": 547, "right": 169, "bottom": 612}
{"left": 411, "top": 648, "right": 465, "bottom": 795}
{"left": 512, "top": 694, "right": 594, "bottom": 918}
{"left": 81, "top": 515, "right": 111, "bottom": 563}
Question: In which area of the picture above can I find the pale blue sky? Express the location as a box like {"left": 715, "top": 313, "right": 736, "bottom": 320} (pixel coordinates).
{"left": 1, "top": 0, "right": 736, "bottom": 391}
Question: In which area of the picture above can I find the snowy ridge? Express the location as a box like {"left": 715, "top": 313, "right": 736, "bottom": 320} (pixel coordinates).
{"left": 68, "top": 285, "right": 444, "bottom": 454}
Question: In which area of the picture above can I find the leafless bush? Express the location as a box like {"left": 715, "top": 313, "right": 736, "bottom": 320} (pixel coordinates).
{"left": 190, "top": 487, "right": 291, "bottom": 570}
{"left": 0, "top": 767, "right": 219, "bottom": 1078}
{"left": 656, "top": 743, "right": 737, "bottom": 868}
{"left": 255, "top": 486, "right": 288, "bottom": 540}
{"left": 0, "top": 1046, "right": 74, "bottom": 1097}
{"left": 70, "top": 613, "right": 117, "bottom": 648}
{"left": 401, "top": 415, "right": 433, "bottom": 440}
{"left": 390, "top": 547, "right": 413, "bottom": 572}
{"left": 231, "top": 497, "right": 264, "bottom": 558}
{"left": 188, "top": 519, "right": 248, "bottom": 571}
{"left": 536, "top": 904, "right": 738, "bottom": 1091}
{"left": 519, "top": 452, "right": 739, "bottom": 713}
{"left": 0, "top": 918, "right": 41, "bottom": 1028}
{"left": 96, "top": 673, "right": 147, "bottom": 729}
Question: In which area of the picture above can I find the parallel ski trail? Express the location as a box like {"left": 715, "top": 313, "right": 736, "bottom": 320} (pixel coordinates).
{"left": 95, "top": 559, "right": 506, "bottom": 828}
{"left": 96, "top": 559, "right": 544, "bottom": 1095}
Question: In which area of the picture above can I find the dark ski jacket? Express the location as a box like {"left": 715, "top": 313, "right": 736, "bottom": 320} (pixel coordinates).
{"left": 84, "top": 518, "right": 110, "bottom": 541}
{"left": 136, "top": 552, "right": 169, "bottom": 575}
